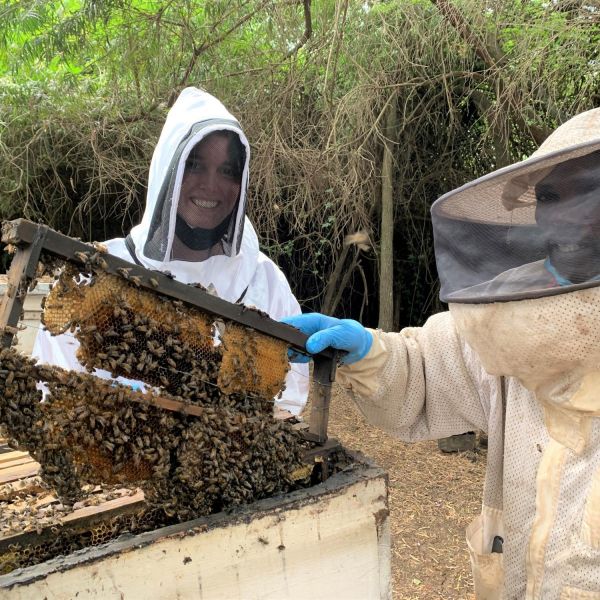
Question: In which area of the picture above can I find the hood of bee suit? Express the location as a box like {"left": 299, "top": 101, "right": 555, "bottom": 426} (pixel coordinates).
{"left": 432, "top": 108, "right": 600, "bottom": 303}
{"left": 127, "top": 87, "right": 255, "bottom": 299}
{"left": 441, "top": 108, "right": 600, "bottom": 453}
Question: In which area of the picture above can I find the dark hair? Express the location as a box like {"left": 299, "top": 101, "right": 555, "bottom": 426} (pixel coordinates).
{"left": 535, "top": 149, "right": 600, "bottom": 203}
{"left": 213, "top": 130, "right": 246, "bottom": 180}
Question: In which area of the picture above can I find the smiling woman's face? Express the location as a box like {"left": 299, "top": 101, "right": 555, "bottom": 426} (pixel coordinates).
{"left": 177, "top": 132, "right": 242, "bottom": 230}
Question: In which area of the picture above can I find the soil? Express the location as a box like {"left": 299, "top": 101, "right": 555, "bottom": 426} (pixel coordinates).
{"left": 325, "top": 385, "right": 486, "bottom": 600}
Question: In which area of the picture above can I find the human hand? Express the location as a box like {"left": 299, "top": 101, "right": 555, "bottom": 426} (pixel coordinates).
{"left": 281, "top": 313, "right": 372, "bottom": 365}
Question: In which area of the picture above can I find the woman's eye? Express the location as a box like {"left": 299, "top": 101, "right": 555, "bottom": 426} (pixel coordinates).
{"left": 185, "top": 160, "right": 204, "bottom": 172}
{"left": 220, "top": 165, "right": 237, "bottom": 179}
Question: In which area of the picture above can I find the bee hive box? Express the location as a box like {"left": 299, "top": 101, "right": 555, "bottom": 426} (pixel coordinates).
{"left": 0, "top": 220, "right": 390, "bottom": 598}
{"left": 0, "top": 455, "right": 390, "bottom": 600}
{"left": 0, "top": 275, "right": 51, "bottom": 357}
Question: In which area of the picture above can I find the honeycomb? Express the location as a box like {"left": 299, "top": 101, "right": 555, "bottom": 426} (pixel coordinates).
{"left": 0, "top": 346, "right": 306, "bottom": 507}
{"left": 42, "top": 267, "right": 290, "bottom": 405}
{"left": 0, "top": 348, "right": 177, "bottom": 500}
{"left": 0, "top": 251, "right": 313, "bottom": 573}
{"left": 0, "top": 506, "right": 163, "bottom": 575}
{"left": 219, "top": 324, "right": 290, "bottom": 399}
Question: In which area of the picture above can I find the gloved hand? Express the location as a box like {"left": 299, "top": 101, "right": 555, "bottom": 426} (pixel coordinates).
{"left": 281, "top": 313, "right": 372, "bottom": 365}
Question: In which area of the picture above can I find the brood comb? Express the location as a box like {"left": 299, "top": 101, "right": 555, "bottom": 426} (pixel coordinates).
{"left": 0, "top": 220, "right": 339, "bottom": 514}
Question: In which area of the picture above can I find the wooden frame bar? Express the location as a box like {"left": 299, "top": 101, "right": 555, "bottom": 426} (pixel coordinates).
{"left": 1, "top": 220, "right": 331, "bottom": 353}
{"left": 0, "top": 224, "right": 48, "bottom": 349}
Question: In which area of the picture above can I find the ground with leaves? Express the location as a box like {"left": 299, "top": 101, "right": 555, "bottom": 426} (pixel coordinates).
{"left": 326, "top": 386, "right": 485, "bottom": 599}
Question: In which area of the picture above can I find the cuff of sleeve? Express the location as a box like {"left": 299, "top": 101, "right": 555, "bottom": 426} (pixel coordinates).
{"left": 337, "top": 329, "right": 388, "bottom": 398}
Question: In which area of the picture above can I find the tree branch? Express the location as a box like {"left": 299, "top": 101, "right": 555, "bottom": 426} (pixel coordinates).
{"left": 169, "top": 0, "right": 271, "bottom": 105}
{"left": 284, "top": 0, "right": 312, "bottom": 59}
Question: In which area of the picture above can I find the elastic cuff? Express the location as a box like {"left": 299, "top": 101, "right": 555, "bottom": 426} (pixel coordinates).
{"left": 337, "top": 329, "right": 389, "bottom": 397}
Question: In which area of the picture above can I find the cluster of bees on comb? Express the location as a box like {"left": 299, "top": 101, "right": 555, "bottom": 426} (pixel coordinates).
{"left": 0, "top": 245, "right": 310, "bottom": 528}
{"left": 0, "top": 492, "right": 161, "bottom": 575}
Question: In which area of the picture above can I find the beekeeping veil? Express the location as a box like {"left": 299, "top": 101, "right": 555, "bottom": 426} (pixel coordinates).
{"left": 129, "top": 87, "right": 250, "bottom": 273}
{"left": 431, "top": 108, "right": 600, "bottom": 452}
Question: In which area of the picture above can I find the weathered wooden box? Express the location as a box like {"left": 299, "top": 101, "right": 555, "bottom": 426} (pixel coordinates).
{"left": 0, "top": 460, "right": 390, "bottom": 599}
{"left": 0, "top": 276, "right": 51, "bottom": 356}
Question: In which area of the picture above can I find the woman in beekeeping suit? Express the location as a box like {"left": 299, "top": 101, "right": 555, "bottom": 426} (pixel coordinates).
{"left": 284, "top": 108, "right": 600, "bottom": 597}
{"left": 34, "top": 87, "right": 308, "bottom": 415}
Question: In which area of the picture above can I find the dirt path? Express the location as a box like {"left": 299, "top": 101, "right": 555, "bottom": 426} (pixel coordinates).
{"left": 326, "top": 386, "right": 485, "bottom": 599}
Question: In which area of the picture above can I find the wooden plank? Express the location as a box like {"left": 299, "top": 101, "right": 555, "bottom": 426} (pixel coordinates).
{"left": 0, "top": 456, "right": 35, "bottom": 470}
{"left": 4, "top": 490, "right": 144, "bottom": 521}
{"left": 0, "top": 476, "right": 46, "bottom": 502}
{"left": 0, "top": 462, "right": 40, "bottom": 485}
{"left": 145, "top": 394, "right": 205, "bottom": 417}
{"left": 0, "top": 451, "right": 29, "bottom": 465}
{"left": 0, "top": 490, "right": 146, "bottom": 553}
{"left": 62, "top": 490, "right": 144, "bottom": 524}
{"left": 0, "top": 223, "right": 48, "bottom": 349}
{"left": 301, "top": 437, "right": 341, "bottom": 461}
{"left": 2, "top": 492, "right": 58, "bottom": 514}
{"left": 307, "top": 355, "right": 337, "bottom": 443}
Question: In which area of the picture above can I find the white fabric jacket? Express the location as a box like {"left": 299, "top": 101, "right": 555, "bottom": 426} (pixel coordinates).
{"left": 33, "top": 87, "right": 308, "bottom": 414}
{"left": 339, "top": 312, "right": 600, "bottom": 599}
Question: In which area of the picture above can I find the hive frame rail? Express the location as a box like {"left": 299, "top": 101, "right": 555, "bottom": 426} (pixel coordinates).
{"left": 0, "top": 490, "right": 146, "bottom": 557}
{"left": 0, "top": 219, "right": 337, "bottom": 443}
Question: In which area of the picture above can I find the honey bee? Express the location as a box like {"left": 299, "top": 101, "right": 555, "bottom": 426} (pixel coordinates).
{"left": 74, "top": 251, "right": 90, "bottom": 263}
{"left": 96, "top": 257, "right": 109, "bottom": 271}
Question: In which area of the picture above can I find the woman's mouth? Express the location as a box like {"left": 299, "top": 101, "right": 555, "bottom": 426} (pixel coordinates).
{"left": 191, "top": 198, "right": 218, "bottom": 209}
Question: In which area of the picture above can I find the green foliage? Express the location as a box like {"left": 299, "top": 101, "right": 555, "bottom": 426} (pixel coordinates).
{"left": 1, "top": 0, "right": 598, "bottom": 326}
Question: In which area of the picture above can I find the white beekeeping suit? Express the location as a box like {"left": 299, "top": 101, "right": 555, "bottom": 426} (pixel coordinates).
{"left": 34, "top": 87, "right": 308, "bottom": 415}
{"left": 287, "top": 107, "right": 600, "bottom": 597}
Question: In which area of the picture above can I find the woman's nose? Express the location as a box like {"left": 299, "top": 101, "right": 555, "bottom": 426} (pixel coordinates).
{"left": 198, "top": 169, "right": 219, "bottom": 190}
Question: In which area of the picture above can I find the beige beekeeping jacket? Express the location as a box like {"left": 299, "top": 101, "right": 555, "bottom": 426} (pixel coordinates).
{"left": 338, "top": 312, "right": 600, "bottom": 599}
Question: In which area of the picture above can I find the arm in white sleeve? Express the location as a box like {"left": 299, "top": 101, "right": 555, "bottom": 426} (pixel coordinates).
{"left": 32, "top": 328, "right": 83, "bottom": 372}
{"left": 337, "top": 311, "right": 494, "bottom": 442}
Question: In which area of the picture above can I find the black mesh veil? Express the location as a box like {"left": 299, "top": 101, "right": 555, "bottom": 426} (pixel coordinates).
{"left": 432, "top": 148, "right": 600, "bottom": 303}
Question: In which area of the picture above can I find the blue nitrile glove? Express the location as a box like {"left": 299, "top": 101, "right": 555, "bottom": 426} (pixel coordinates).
{"left": 281, "top": 313, "right": 373, "bottom": 365}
